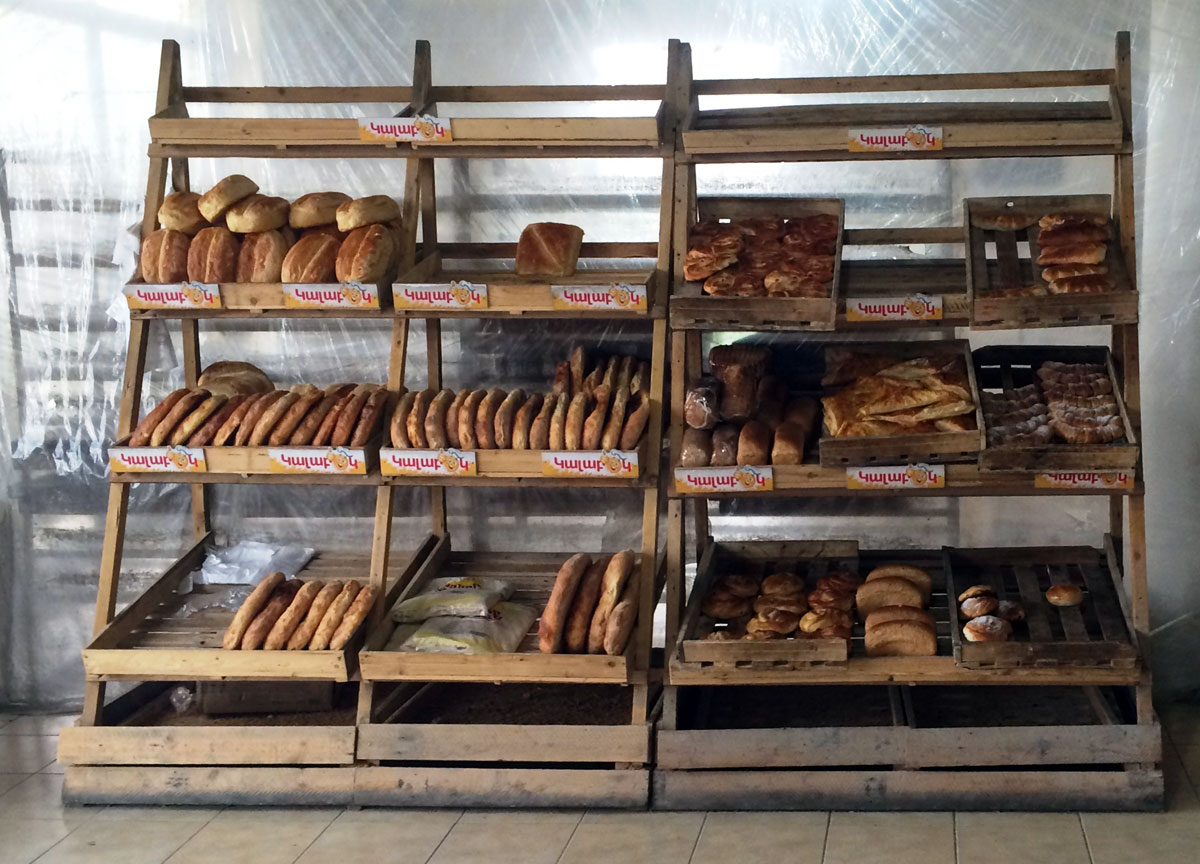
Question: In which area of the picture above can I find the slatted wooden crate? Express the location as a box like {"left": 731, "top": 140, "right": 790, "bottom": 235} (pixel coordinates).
{"left": 943, "top": 541, "right": 1137, "bottom": 670}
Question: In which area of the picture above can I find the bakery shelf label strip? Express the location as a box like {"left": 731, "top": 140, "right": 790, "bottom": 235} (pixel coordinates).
{"left": 674, "top": 465, "right": 773, "bottom": 493}
{"left": 283, "top": 282, "right": 379, "bottom": 309}
{"left": 1034, "top": 471, "right": 1134, "bottom": 491}
{"left": 845, "top": 463, "right": 946, "bottom": 490}
{"left": 542, "top": 450, "right": 639, "bottom": 479}
{"left": 550, "top": 282, "right": 648, "bottom": 312}
{"left": 394, "top": 280, "right": 489, "bottom": 310}
{"left": 124, "top": 281, "right": 222, "bottom": 310}
{"left": 268, "top": 447, "right": 367, "bottom": 475}
{"left": 109, "top": 445, "right": 207, "bottom": 473}
{"left": 380, "top": 448, "right": 478, "bottom": 477}
{"left": 358, "top": 115, "right": 453, "bottom": 143}
{"left": 846, "top": 293, "right": 943, "bottom": 322}
{"left": 848, "top": 125, "right": 943, "bottom": 152}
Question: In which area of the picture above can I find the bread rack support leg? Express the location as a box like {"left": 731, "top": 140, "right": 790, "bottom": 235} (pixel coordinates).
{"left": 181, "top": 319, "right": 208, "bottom": 539}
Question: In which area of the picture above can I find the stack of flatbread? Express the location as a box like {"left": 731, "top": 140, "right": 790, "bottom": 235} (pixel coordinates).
{"left": 821, "top": 350, "right": 978, "bottom": 438}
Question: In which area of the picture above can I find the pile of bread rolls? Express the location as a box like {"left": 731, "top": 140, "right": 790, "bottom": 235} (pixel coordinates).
{"left": 222, "top": 572, "right": 376, "bottom": 651}
{"left": 128, "top": 361, "right": 386, "bottom": 448}
{"left": 702, "top": 568, "right": 861, "bottom": 643}
{"left": 389, "top": 347, "right": 651, "bottom": 452}
{"left": 538, "top": 551, "right": 638, "bottom": 656}
{"left": 681, "top": 344, "right": 819, "bottom": 468}
{"left": 141, "top": 173, "right": 402, "bottom": 285}
{"left": 857, "top": 565, "right": 937, "bottom": 656}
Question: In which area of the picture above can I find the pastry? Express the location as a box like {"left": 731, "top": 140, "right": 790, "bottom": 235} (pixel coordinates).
{"left": 748, "top": 608, "right": 801, "bottom": 635}
{"left": 753, "top": 594, "right": 808, "bottom": 616}
{"left": 798, "top": 608, "right": 853, "bottom": 634}
{"left": 1045, "top": 584, "right": 1084, "bottom": 606}
{"left": 282, "top": 233, "right": 339, "bottom": 282}
{"left": 587, "top": 550, "right": 634, "bottom": 654}
{"left": 865, "top": 619, "right": 937, "bottom": 656}
{"left": 1039, "top": 212, "right": 1108, "bottom": 230}
{"left": 806, "top": 588, "right": 854, "bottom": 613}
{"left": 761, "top": 572, "right": 804, "bottom": 597}
{"left": 963, "top": 614, "right": 1012, "bottom": 642}
{"left": 198, "top": 174, "right": 259, "bottom": 222}
{"left": 1037, "top": 223, "right": 1110, "bottom": 246}
{"left": 957, "top": 584, "right": 997, "bottom": 602}
{"left": 157, "top": 191, "right": 208, "bottom": 235}
{"left": 515, "top": 222, "right": 585, "bottom": 276}
{"left": 289, "top": 192, "right": 351, "bottom": 228}
{"left": 1036, "top": 242, "right": 1107, "bottom": 266}
{"left": 855, "top": 577, "right": 924, "bottom": 619}
{"left": 140, "top": 228, "right": 191, "bottom": 283}
{"left": 335, "top": 223, "right": 396, "bottom": 283}
{"left": 818, "top": 570, "right": 864, "bottom": 593}
{"left": 960, "top": 595, "right": 999, "bottom": 619}
{"left": 1048, "top": 274, "right": 1117, "bottom": 294}
{"left": 224, "top": 194, "right": 290, "bottom": 233}
{"left": 335, "top": 195, "right": 401, "bottom": 232}
{"left": 716, "top": 573, "right": 761, "bottom": 599}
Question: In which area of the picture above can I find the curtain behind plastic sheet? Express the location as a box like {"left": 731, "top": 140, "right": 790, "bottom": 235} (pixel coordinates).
{"left": 1, "top": 0, "right": 1198, "bottom": 708}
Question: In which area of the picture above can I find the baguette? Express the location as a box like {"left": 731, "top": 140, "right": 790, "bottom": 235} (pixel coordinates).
{"left": 564, "top": 555, "right": 611, "bottom": 653}
{"left": 235, "top": 391, "right": 284, "bottom": 446}
{"left": 445, "top": 388, "right": 471, "bottom": 449}
{"left": 512, "top": 393, "right": 544, "bottom": 450}
{"left": 351, "top": 387, "right": 390, "bottom": 447}
{"left": 332, "top": 385, "right": 376, "bottom": 447}
{"left": 601, "top": 356, "right": 619, "bottom": 391}
{"left": 474, "top": 388, "right": 506, "bottom": 449}
{"left": 580, "top": 364, "right": 604, "bottom": 402}
{"left": 493, "top": 389, "right": 526, "bottom": 449}
{"left": 130, "top": 388, "right": 190, "bottom": 446}
{"left": 309, "top": 580, "right": 361, "bottom": 651}
{"left": 212, "top": 392, "right": 261, "bottom": 446}
{"left": 549, "top": 392, "right": 569, "bottom": 450}
{"left": 551, "top": 361, "right": 571, "bottom": 396}
{"left": 630, "top": 361, "right": 651, "bottom": 395}
{"left": 222, "top": 571, "right": 286, "bottom": 649}
{"left": 269, "top": 391, "right": 322, "bottom": 446}
{"left": 249, "top": 391, "right": 300, "bottom": 446}
{"left": 530, "top": 393, "right": 557, "bottom": 450}
{"left": 457, "top": 389, "right": 487, "bottom": 449}
{"left": 264, "top": 580, "right": 322, "bottom": 650}
{"left": 538, "top": 553, "right": 592, "bottom": 653}
{"left": 601, "top": 385, "right": 630, "bottom": 450}
{"left": 314, "top": 385, "right": 366, "bottom": 447}
{"left": 568, "top": 346, "right": 586, "bottom": 398}
{"left": 188, "top": 394, "right": 248, "bottom": 447}
{"left": 150, "top": 389, "right": 210, "bottom": 446}
{"left": 169, "top": 394, "right": 227, "bottom": 445}
{"left": 587, "top": 550, "right": 635, "bottom": 654}
{"left": 619, "top": 391, "right": 650, "bottom": 449}
{"left": 406, "top": 388, "right": 437, "bottom": 448}
{"left": 564, "top": 392, "right": 588, "bottom": 450}
{"left": 582, "top": 385, "right": 611, "bottom": 450}
{"left": 329, "top": 586, "right": 377, "bottom": 650}
{"left": 423, "top": 389, "right": 455, "bottom": 449}
{"left": 390, "top": 390, "right": 417, "bottom": 448}
{"left": 615, "top": 356, "right": 634, "bottom": 393}
{"left": 603, "top": 573, "right": 639, "bottom": 656}
{"left": 241, "top": 580, "right": 301, "bottom": 650}
{"left": 286, "top": 580, "right": 343, "bottom": 650}
{"left": 289, "top": 385, "right": 353, "bottom": 446}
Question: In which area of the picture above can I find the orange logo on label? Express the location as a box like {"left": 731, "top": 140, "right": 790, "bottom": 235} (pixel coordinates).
{"left": 542, "top": 450, "right": 639, "bottom": 478}
{"left": 845, "top": 463, "right": 946, "bottom": 490}
{"left": 358, "top": 115, "right": 453, "bottom": 143}
{"left": 283, "top": 282, "right": 379, "bottom": 309}
{"left": 268, "top": 447, "right": 365, "bottom": 474}
{"left": 674, "top": 466, "right": 773, "bottom": 493}
{"left": 1034, "top": 472, "right": 1133, "bottom": 490}
{"left": 551, "top": 283, "right": 648, "bottom": 311}
{"left": 109, "top": 445, "right": 207, "bottom": 473}
{"left": 380, "top": 448, "right": 478, "bottom": 477}
{"left": 846, "top": 293, "right": 943, "bottom": 322}
{"left": 394, "top": 281, "right": 488, "bottom": 309}
{"left": 124, "top": 281, "right": 222, "bottom": 310}
{"left": 848, "top": 125, "right": 943, "bottom": 152}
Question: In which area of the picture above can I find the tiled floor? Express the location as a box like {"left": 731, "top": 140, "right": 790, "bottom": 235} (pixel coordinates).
{"left": 1, "top": 706, "right": 1200, "bottom": 864}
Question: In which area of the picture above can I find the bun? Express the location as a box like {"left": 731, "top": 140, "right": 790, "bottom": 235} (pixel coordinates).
{"left": 855, "top": 577, "right": 924, "bottom": 619}
{"left": 335, "top": 195, "right": 401, "bottom": 232}
{"left": 197, "top": 361, "right": 273, "bottom": 397}
{"left": 157, "top": 192, "right": 208, "bottom": 235}
{"left": 806, "top": 587, "right": 854, "bottom": 613}
{"left": 336, "top": 224, "right": 396, "bottom": 283}
{"left": 798, "top": 608, "right": 852, "bottom": 634}
{"left": 198, "top": 174, "right": 259, "bottom": 222}
{"left": 957, "top": 584, "right": 997, "bottom": 603}
{"left": 186, "top": 227, "right": 239, "bottom": 282}
{"left": 224, "top": 194, "right": 290, "bottom": 233}
{"left": 760, "top": 572, "right": 804, "bottom": 597}
{"left": 753, "top": 594, "right": 807, "bottom": 616}
{"left": 963, "top": 615, "right": 1012, "bottom": 642}
{"left": 715, "top": 573, "right": 760, "bottom": 599}
{"left": 865, "top": 619, "right": 937, "bottom": 656}
{"left": 515, "top": 222, "right": 585, "bottom": 277}
{"left": 281, "top": 233, "right": 339, "bottom": 282}
{"left": 236, "top": 230, "right": 289, "bottom": 282}
{"left": 290, "top": 192, "right": 351, "bottom": 228}
{"left": 702, "top": 590, "right": 753, "bottom": 620}
{"left": 997, "top": 600, "right": 1026, "bottom": 622}
{"left": 1045, "top": 584, "right": 1084, "bottom": 607}
{"left": 959, "top": 595, "right": 999, "bottom": 619}
{"left": 748, "top": 609, "right": 800, "bottom": 635}
{"left": 140, "top": 228, "right": 190, "bottom": 283}
{"left": 866, "top": 565, "right": 932, "bottom": 602}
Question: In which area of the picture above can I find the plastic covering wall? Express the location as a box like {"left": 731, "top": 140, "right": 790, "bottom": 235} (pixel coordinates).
{"left": 1, "top": 0, "right": 1197, "bottom": 708}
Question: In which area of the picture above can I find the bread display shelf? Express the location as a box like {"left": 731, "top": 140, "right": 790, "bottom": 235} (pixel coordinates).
{"left": 108, "top": 436, "right": 378, "bottom": 478}
{"left": 966, "top": 194, "right": 1137, "bottom": 329}
{"left": 380, "top": 438, "right": 649, "bottom": 486}
{"left": 669, "top": 197, "right": 844, "bottom": 332}
{"left": 974, "top": 345, "right": 1139, "bottom": 472}
{"left": 944, "top": 539, "right": 1137, "bottom": 671}
{"left": 394, "top": 247, "right": 660, "bottom": 318}
{"left": 123, "top": 278, "right": 391, "bottom": 317}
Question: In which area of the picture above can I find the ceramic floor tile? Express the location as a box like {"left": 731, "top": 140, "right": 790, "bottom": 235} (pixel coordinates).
{"left": 956, "top": 812, "right": 1089, "bottom": 864}
{"left": 1082, "top": 807, "right": 1200, "bottom": 864}
{"left": 0, "top": 715, "right": 16, "bottom": 729}
{"left": 0, "top": 715, "right": 77, "bottom": 736}
{"left": 0, "top": 774, "right": 99, "bottom": 828}
{"left": 165, "top": 809, "right": 337, "bottom": 864}
{"left": 557, "top": 812, "right": 705, "bottom": 864}
{"left": 824, "top": 812, "right": 954, "bottom": 864}
{"left": 92, "top": 805, "right": 221, "bottom": 825}
{"left": 429, "top": 810, "right": 580, "bottom": 864}
{"left": 295, "top": 809, "right": 460, "bottom": 864}
{"left": 0, "top": 817, "right": 73, "bottom": 864}
{"left": 0, "top": 774, "right": 30, "bottom": 796}
{"left": 34, "top": 818, "right": 203, "bottom": 864}
{"left": 689, "top": 811, "right": 828, "bottom": 864}
{"left": 0, "top": 736, "right": 57, "bottom": 772}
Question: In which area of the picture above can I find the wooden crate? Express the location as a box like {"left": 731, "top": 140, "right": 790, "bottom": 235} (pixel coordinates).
{"left": 966, "top": 194, "right": 1137, "bottom": 329}
{"left": 108, "top": 435, "right": 379, "bottom": 479}
{"left": 669, "top": 196, "right": 845, "bottom": 331}
{"left": 123, "top": 277, "right": 392, "bottom": 317}
{"left": 818, "top": 340, "right": 985, "bottom": 468}
{"left": 974, "top": 345, "right": 1139, "bottom": 472}
{"left": 944, "top": 540, "right": 1138, "bottom": 670}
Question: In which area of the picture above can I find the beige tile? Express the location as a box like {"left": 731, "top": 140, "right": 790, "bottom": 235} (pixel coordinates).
{"left": 165, "top": 809, "right": 337, "bottom": 864}
{"left": 430, "top": 811, "right": 580, "bottom": 864}
{"left": 1083, "top": 808, "right": 1200, "bottom": 864}
{"left": 956, "top": 812, "right": 1089, "bottom": 864}
{"left": 0, "top": 773, "right": 30, "bottom": 795}
{"left": 558, "top": 812, "right": 704, "bottom": 864}
{"left": 335, "top": 807, "right": 461, "bottom": 822}
{"left": 296, "top": 809, "right": 460, "bottom": 864}
{"left": 0, "top": 817, "right": 72, "bottom": 864}
{"left": 824, "top": 812, "right": 954, "bottom": 864}
{"left": 35, "top": 818, "right": 202, "bottom": 864}
{"left": 0, "top": 715, "right": 16, "bottom": 728}
{"left": 0, "top": 735, "right": 57, "bottom": 772}
{"left": 0, "top": 774, "right": 100, "bottom": 828}
{"left": 0, "top": 715, "right": 78, "bottom": 736}
{"left": 690, "top": 811, "right": 828, "bottom": 864}
{"left": 93, "top": 805, "right": 221, "bottom": 825}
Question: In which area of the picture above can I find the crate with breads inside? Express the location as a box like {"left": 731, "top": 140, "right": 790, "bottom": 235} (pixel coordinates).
{"left": 108, "top": 361, "right": 387, "bottom": 476}
{"left": 974, "top": 345, "right": 1138, "bottom": 472}
{"left": 966, "top": 195, "right": 1136, "bottom": 329}
{"left": 128, "top": 174, "right": 402, "bottom": 312}
{"left": 671, "top": 197, "right": 844, "bottom": 331}
{"left": 380, "top": 345, "right": 652, "bottom": 483}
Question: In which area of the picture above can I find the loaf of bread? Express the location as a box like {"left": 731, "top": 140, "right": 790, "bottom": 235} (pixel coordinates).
{"left": 187, "top": 227, "right": 239, "bottom": 283}
{"left": 855, "top": 576, "right": 925, "bottom": 619}
{"left": 603, "top": 574, "right": 639, "bottom": 656}
{"left": 335, "top": 224, "right": 396, "bottom": 283}
{"left": 864, "top": 619, "right": 937, "bottom": 656}
{"left": 281, "top": 233, "right": 339, "bottom": 282}
{"left": 538, "top": 553, "right": 592, "bottom": 653}
{"left": 587, "top": 550, "right": 634, "bottom": 654}
{"left": 736, "top": 420, "right": 771, "bottom": 465}
{"left": 335, "top": 195, "right": 401, "bottom": 232}
{"left": 222, "top": 572, "right": 285, "bottom": 649}
{"left": 168, "top": 394, "right": 226, "bottom": 445}
{"left": 286, "top": 580, "right": 344, "bottom": 649}
{"left": 140, "top": 228, "right": 190, "bottom": 283}
{"left": 716, "top": 364, "right": 758, "bottom": 421}
{"left": 770, "top": 421, "right": 806, "bottom": 465}
{"left": 150, "top": 389, "right": 210, "bottom": 446}
{"left": 680, "top": 426, "right": 712, "bottom": 467}
{"left": 225, "top": 194, "right": 290, "bottom": 233}
{"left": 685, "top": 380, "right": 719, "bottom": 430}
{"left": 423, "top": 389, "right": 454, "bottom": 449}
{"left": 309, "top": 581, "right": 361, "bottom": 651}
{"left": 235, "top": 230, "right": 289, "bottom": 282}
{"left": 515, "top": 222, "right": 585, "bottom": 276}
{"left": 619, "top": 391, "right": 650, "bottom": 450}
{"left": 197, "top": 361, "right": 273, "bottom": 398}
{"left": 329, "top": 585, "right": 377, "bottom": 650}
{"left": 290, "top": 192, "right": 351, "bottom": 228}
{"left": 198, "top": 174, "right": 259, "bottom": 222}
{"left": 240, "top": 580, "right": 301, "bottom": 650}
{"left": 264, "top": 580, "right": 323, "bottom": 650}
{"left": 865, "top": 564, "right": 932, "bottom": 602}
{"left": 157, "top": 191, "right": 209, "bottom": 235}
{"left": 864, "top": 605, "right": 935, "bottom": 630}
{"left": 186, "top": 393, "right": 248, "bottom": 447}
{"left": 564, "top": 555, "right": 610, "bottom": 653}
{"left": 709, "top": 423, "right": 739, "bottom": 467}
{"left": 530, "top": 393, "right": 556, "bottom": 450}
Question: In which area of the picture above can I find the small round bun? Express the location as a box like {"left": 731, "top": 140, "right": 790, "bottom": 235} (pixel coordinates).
{"left": 807, "top": 587, "right": 854, "bottom": 613}
{"left": 817, "top": 570, "right": 863, "bottom": 593}
{"left": 701, "top": 589, "right": 753, "bottom": 620}
{"left": 1046, "top": 584, "right": 1084, "bottom": 607}
{"left": 715, "top": 573, "right": 760, "bottom": 599}
{"left": 997, "top": 599, "right": 1026, "bottom": 622}
{"left": 799, "top": 608, "right": 853, "bottom": 634}
{"left": 198, "top": 174, "right": 259, "bottom": 223}
{"left": 761, "top": 571, "right": 804, "bottom": 597}
{"left": 963, "top": 615, "right": 1012, "bottom": 642}
{"left": 957, "top": 584, "right": 997, "bottom": 603}
{"left": 959, "top": 595, "right": 999, "bottom": 619}
{"left": 748, "top": 609, "right": 800, "bottom": 635}
{"left": 753, "top": 594, "right": 807, "bottom": 616}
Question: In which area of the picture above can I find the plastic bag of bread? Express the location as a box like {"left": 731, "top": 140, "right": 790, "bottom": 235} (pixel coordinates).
{"left": 684, "top": 379, "right": 719, "bottom": 429}
{"left": 400, "top": 602, "right": 537, "bottom": 654}
{"left": 389, "top": 577, "right": 513, "bottom": 623}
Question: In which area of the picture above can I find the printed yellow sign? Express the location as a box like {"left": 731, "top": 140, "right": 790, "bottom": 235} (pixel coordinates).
{"left": 268, "top": 447, "right": 366, "bottom": 475}
{"left": 674, "top": 466, "right": 773, "bottom": 494}
{"left": 846, "top": 293, "right": 943, "bottom": 322}
{"left": 283, "top": 282, "right": 380, "bottom": 309}
{"left": 550, "top": 283, "right": 648, "bottom": 312}
{"left": 845, "top": 464, "right": 946, "bottom": 490}
{"left": 394, "top": 281, "right": 488, "bottom": 310}
{"left": 1034, "top": 472, "right": 1133, "bottom": 490}
{"left": 124, "top": 281, "right": 222, "bottom": 310}
{"left": 109, "top": 445, "right": 207, "bottom": 473}
{"left": 380, "top": 448, "right": 478, "bottom": 477}
{"left": 542, "top": 450, "right": 639, "bottom": 479}
{"left": 358, "top": 115, "right": 453, "bottom": 143}
{"left": 848, "top": 125, "right": 943, "bottom": 152}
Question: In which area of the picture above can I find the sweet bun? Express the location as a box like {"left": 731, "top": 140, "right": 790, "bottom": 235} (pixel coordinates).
{"left": 748, "top": 609, "right": 801, "bottom": 635}
{"left": 335, "top": 195, "right": 401, "bottom": 232}
{"left": 866, "top": 565, "right": 932, "bottom": 601}
{"left": 959, "top": 595, "right": 999, "bottom": 619}
{"left": 198, "top": 174, "right": 259, "bottom": 222}
{"left": 1045, "top": 584, "right": 1084, "bottom": 607}
{"left": 186, "top": 226, "right": 239, "bottom": 283}
{"left": 799, "top": 608, "right": 852, "bottom": 634}
{"left": 715, "top": 573, "right": 760, "bottom": 599}
{"left": 224, "top": 194, "right": 290, "bottom": 233}
{"left": 963, "top": 614, "right": 1012, "bottom": 642}
{"left": 806, "top": 587, "right": 854, "bottom": 613}
{"left": 760, "top": 572, "right": 804, "bottom": 597}
{"left": 753, "top": 594, "right": 808, "bottom": 616}
{"left": 335, "top": 223, "right": 396, "bottom": 283}
{"left": 235, "top": 230, "right": 289, "bottom": 283}
{"left": 701, "top": 590, "right": 753, "bottom": 620}
{"left": 157, "top": 191, "right": 209, "bottom": 235}
{"left": 290, "top": 192, "right": 351, "bottom": 228}
{"left": 197, "top": 361, "right": 274, "bottom": 398}
{"left": 957, "top": 584, "right": 997, "bottom": 603}
{"left": 281, "top": 233, "right": 339, "bottom": 282}
{"left": 865, "top": 619, "right": 937, "bottom": 656}
{"left": 856, "top": 576, "right": 924, "bottom": 619}
{"left": 140, "top": 228, "right": 190, "bottom": 283}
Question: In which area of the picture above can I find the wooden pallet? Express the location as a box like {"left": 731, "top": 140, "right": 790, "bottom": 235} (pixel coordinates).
{"left": 944, "top": 540, "right": 1138, "bottom": 670}
{"left": 669, "top": 196, "right": 844, "bottom": 331}
{"left": 974, "top": 344, "right": 1139, "bottom": 471}
{"left": 966, "top": 194, "right": 1137, "bottom": 329}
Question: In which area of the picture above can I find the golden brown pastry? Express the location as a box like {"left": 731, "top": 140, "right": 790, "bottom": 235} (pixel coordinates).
{"left": 760, "top": 572, "right": 804, "bottom": 597}
{"left": 702, "top": 589, "right": 754, "bottom": 620}
{"left": 1045, "top": 584, "right": 1084, "bottom": 607}
{"left": 281, "top": 233, "right": 339, "bottom": 282}
{"left": 963, "top": 614, "right": 1012, "bottom": 642}
{"left": 335, "top": 195, "right": 401, "bottom": 232}
{"left": 1036, "top": 242, "right": 1107, "bottom": 266}
{"left": 235, "top": 230, "right": 289, "bottom": 282}
{"left": 515, "top": 222, "right": 585, "bottom": 276}
{"left": 1037, "top": 223, "right": 1109, "bottom": 246}
{"left": 198, "top": 174, "right": 259, "bottom": 223}
{"left": 753, "top": 594, "right": 807, "bottom": 616}
{"left": 747, "top": 609, "right": 800, "bottom": 635}
{"left": 1048, "top": 274, "right": 1117, "bottom": 294}
{"left": 807, "top": 587, "right": 854, "bottom": 613}
{"left": 957, "top": 584, "right": 997, "bottom": 603}
{"left": 818, "top": 570, "right": 864, "bottom": 593}
{"left": 140, "top": 228, "right": 190, "bottom": 283}
{"left": 186, "top": 227, "right": 239, "bottom": 282}
{"left": 336, "top": 224, "right": 396, "bottom": 283}
{"left": 1041, "top": 263, "right": 1108, "bottom": 282}
{"left": 289, "top": 192, "right": 352, "bottom": 229}
{"left": 157, "top": 191, "right": 208, "bottom": 235}
{"left": 798, "top": 608, "right": 853, "bottom": 634}
{"left": 224, "top": 194, "right": 290, "bottom": 233}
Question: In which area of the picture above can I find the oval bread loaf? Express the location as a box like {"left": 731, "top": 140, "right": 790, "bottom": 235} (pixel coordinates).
{"left": 406, "top": 388, "right": 437, "bottom": 449}
{"left": 151, "top": 389, "right": 211, "bottom": 446}
{"left": 309, "top": 581, "right": 362, "bottom": 651}
{"left": 474, "top": 388, "right": 506, "bottom": 450}
{"left": 130, "top": 388, "right": 190, "bottom": 447}
{"left": 391, "top": 390, "right": 417, "bottom": 448}
{"left": 587, "top": 550, "right": 635, "bottom": 654}
{"left": 264, "top": 580, "right": 323, "bottom": 650}
{"left": 223, "top": 571, "right": 286, "bottom": 649}
{"left": 241, "top": 580, "right": 302, "bottom": 651}
{"left": 538, "top": 553, "right": 592, "bottom": 654}
{"left": 286, "top": 581, "right": 344, "bottom": 650}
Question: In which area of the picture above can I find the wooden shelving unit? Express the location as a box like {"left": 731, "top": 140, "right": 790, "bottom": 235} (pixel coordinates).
{"left": 658, "top": 33, "right": 1160, "bottom": 811}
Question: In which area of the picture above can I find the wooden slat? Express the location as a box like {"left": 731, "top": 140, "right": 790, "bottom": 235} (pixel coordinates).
{"left": 58, "top": 725, "right": 355, "bottom": 766}
{"left": 692, "top": 69, "right": 1116, "bottom": 96}
{"left": 63, "top": 766, "right": 356, "bottom": 806}
{"left": 1013, "top": 565, "right": 1054, "bottom": 642}
{"left": 695, "top": 99, "right": 1113, "bottom": 128}
{"left": 357, "top": 723, "right": 649, "bottom": 764}
{"left": 1078, "top": 560, "right": 1129, "bottom": 644}
{"left": 354, "top": 766, "right": 649, "bottom": 808}
{"left": 993, "top": 230, "right": 1023, "bottom": 292}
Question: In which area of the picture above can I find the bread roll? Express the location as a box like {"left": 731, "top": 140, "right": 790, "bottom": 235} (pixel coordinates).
{"left": 960, "top": 595, "right": 999, "bottom": 619}
{"left": 564, "top": 555, "right": 611, "bottom": 653}
{"left": 197, "top": 361, "right": 274, "bottom": 398}
{"left": 290, "top": 192, "right": 351, "bottom": 228}
{"left": 168, "top": 394, "right": 226, "bottom": 445}
{"left": 223, "top": 572, "right": 285, "bottom": 649}
{"left": 1045, "top": 584, "right": 1084, "bottom": 607}
{"left": 336, "top": 224, "right": 396, "bottom": 283}
{"left": 282, "top": 233, "right": 339, "bottom": 283}
{"left": 957, "top": 584, "right": 997, "bottom": 602}
{"left": 140, "top": 228, "right": 190, "bottom": 283}
{"left": 855, "top": 577, "right": 924, "bottom": 619}
{"left": 761, "top": 572, "right": 804, "bottom": 597}
{"left": 513, "top": 393, "right": 544, "bottom": 450}
{"left": 864, "top": 619, "right": 937, "bottom": 656}
{"left": 963, "top": 614, "right": 1012, "bottom": 642}
{"left": 587, "top": 550, "right": 635, "bottom": 654}
{"left": 150, "top": 389, "right": 210, "bottom": 446}
{"left": 564, "top": 392, "right": 588, "bottom": 450}
{"left": 736, "top": 420, "right": 771, "bottom": 465}
{"left": 329, "top": 585, "right": 377, "bottom": 650}
{"left": 240, "top": 580, "right": 301, "bottom": 651}
{"left": 458, "top": 389, "right": 487, "bottom": 450}
{"left": 187, "top": 226, "right": 239, "bottom": 283}
{"left": 157, "top": 192, "right": 208, "bottom": 235}
{"left": 198, "top": 174, "right": 259, "bottom": 222}
{"left": 515, "top": 222, "right": 585, "bottom": 276}
{"left": 264, "top": 580, "right": 323, "bottom": 650}
{"left": 538, "top": 553, "right": 592, "bottom": 654}
{"left": 235, "top": 230, "right": 289, "bottom": 282}
{"left": 130, "top": 388, "right": 189, "bottom": 446}
{"left": 716, "top": 573, "right": 760, "bottom": 598}
{"left": 287, "top": 580, "right": 344, "bottom": 649}
{"left": 335, "top": 195, "right": 401, "bottom": 232}
{"left": 224, "top": 194, "right": 289, "bottom": 233}
{"left": 770, "top": 421, "right": 806, "bottom": 465}
{"left": 702, "top": 590, "right": 754, "bottom": 619}
{"left": 309, "top": 581, "right": 361, "bottom": 651}
{"left": 679, "top": 426, "right": 712, "bottom": 467}
{"left": 619, "top": 391, "right": 650, "bottom": 450}
{"left": 475, "top": 388, "right": 506, "bottom": 450}
{"left": 390, "top": 390, "right": 416, "bottom": 448}
{"left": 866, "top": 565, "right": 932, "bottom": 602}
{"left": 603, "top": 575, "right": 639, "bottom": 656}
{"left": 530, "top": 393, "right": 557, "bottom": 450}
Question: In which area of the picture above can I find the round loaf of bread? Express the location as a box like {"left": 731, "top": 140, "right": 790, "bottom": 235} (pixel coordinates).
{"left": 865, "top": 605, "right": 934, "bottom": 631}
{"left": 960, "top": 595, "right": 999, "bottom": 619}
{"left": 198, "top": 174, "right": 259, "bottom": 222}
{"left": 281, "top": 233, "right": 339, "bottom": 283}
{"left": 963, "top": 614, "right": 1012, "bottom": 642}
{"left": 760, "top": 571, "right": 804, "bottom": 597}
{"left": 197, "top": 361, "right": 274, "bottom": 397}
{"left": 1045, "top": 584, "right": 1084, "bottom": 607}
{"left": 157, "top": 191, "right": 209, "bottom": 235}
{"left": 753, "top": 594, "right": 808, "bottom": 616}
{"left": 715, "top": 573, "right": 760, "bottom": 599}
{"left": 701, "top": 589, "right": 752, "bottom": 621}
{"left": 186, "top": 226, "right": 239, "bottom": 283}
{"left": 866, "top": 565, "right": 932, "bottom": 601}
{"left": 236, "top": 230, "right": 289, "bottom": 283}
{"left": 224, "top": 194, "right": 290, "bottom": 233}
{"left": 336, "top": 195, "right": 401, "bottom": 232}
{"left": 302, "top": 224, "right": 347, "bottom": 243}
{"left": 855, "top": 576, "right": 924, "bottom": 619}
{"left": 335, "top": 224, "right": 396, "bottom": 283}
{"left": 865, "top": 619, "right": 937, "bottom": 656}
{"left": 140, "top": 228, "right": 190, "bottom": 283}
{"left": 957, "top": 584, "right": 997, "bottom": 602}
{"left": 290, "top": 192, "right": 352, "bottom": 228}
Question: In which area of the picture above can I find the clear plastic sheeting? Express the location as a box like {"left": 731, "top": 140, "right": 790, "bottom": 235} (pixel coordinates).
{"left": 1, "top": 0, "right": 1198, "bottom": 708}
